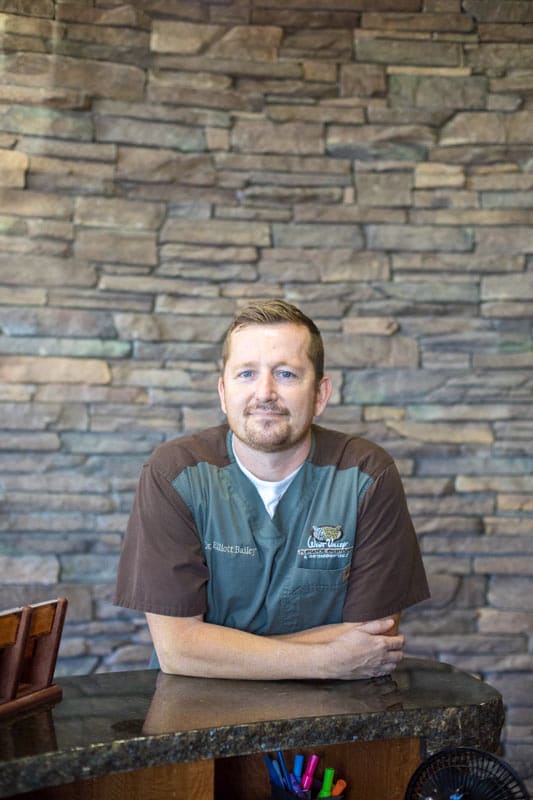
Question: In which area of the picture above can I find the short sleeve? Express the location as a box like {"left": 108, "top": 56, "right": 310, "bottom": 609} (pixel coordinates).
{"left": 342, "top": 461, "right": 430, "bottom": 622}
{"left": 113, "top": 461, "right": 209, "bottom": 617}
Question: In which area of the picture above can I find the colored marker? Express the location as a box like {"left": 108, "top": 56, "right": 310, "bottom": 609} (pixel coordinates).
{"left": 263, "top": 755, "right": 282, "bottom": 787}
{"left": 276, "top": 750, "right": 292, "bottom": 791}
{"left": 332, "top": 778, "right": 347, "bottom": 797}
{"left": 290, "top": 773, "right": 308, "bottom": 798}
{"left": 317, "top": 767, "right": 335, "bottom": 798}
{"left": 301, "top": 754, "right": 320, "bottom": 791}
{"left": 272, "top": 759, "right": 286, "bottom": 790}
{"left": 293, "top": 753, "right": 305, "bottom": 782}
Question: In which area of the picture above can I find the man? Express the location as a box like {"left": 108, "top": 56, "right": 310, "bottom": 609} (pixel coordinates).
{"left": 114, "top": 299, "right": 429, "bottom": 680}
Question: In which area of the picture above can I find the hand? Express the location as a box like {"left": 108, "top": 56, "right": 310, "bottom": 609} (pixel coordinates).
{"left": 323, "top": 618, "right": 405, "bottom": 680}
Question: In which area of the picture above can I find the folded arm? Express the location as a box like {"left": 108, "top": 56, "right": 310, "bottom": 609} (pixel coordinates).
{"left": 146, "top": 612, "right": 403, "bottom": 681}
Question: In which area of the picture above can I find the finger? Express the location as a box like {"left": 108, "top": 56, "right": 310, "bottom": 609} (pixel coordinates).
{"left": 357, "top": 617, "right": 396, "bottom": 635}
{"left": 386, "top": 643, "right": 403, "bottom": 660}
{"left": 375, "top": 657, "right": 402, "bottom": 676}
{"left": 385, "top": 634, "right": 405, "bottom": 651}
{"left": 385, "top": 656, "right": 403, "bottom": 671}
{"left": 384, "top": 650, "right": 404, "bottom": 668}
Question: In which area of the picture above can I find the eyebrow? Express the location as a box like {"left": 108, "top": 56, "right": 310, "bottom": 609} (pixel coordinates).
{"left": 231, "top": 360, "right": 257, "bottom": 369}
{"left": 230, "top": 360, "right": 301, "bottom": 371}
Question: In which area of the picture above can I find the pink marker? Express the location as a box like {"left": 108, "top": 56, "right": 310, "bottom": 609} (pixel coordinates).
{"left": 301, "top": 754, "right": 319, "bottom": 790}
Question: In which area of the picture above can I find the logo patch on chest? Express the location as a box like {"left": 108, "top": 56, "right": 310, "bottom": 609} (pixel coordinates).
{"left": 311, "top": 524, "right": 343, "bottom": 543}
{"left": 297, "top": 522, "right": 352, "bottom": 563}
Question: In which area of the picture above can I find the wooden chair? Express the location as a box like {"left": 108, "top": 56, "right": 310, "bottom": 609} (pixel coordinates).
{"left": 0, "top": 597, "right": 67, "bottom": 718}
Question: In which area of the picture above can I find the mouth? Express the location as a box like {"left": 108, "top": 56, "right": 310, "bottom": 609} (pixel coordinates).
{"left": 246, "top": 406, "right": 288, "bottom": 417}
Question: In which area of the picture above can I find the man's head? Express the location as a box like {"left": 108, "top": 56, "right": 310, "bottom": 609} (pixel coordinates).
{"left": 218, "top": 299, "right": 331, "bottom": 459}
{"left": 221, "top": 299, "right": 325, "bottom": 384}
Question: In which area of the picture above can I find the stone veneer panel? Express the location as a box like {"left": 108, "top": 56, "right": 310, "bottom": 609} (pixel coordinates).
{"left": 0, "top": 0, "right": 531, "bottom": 787}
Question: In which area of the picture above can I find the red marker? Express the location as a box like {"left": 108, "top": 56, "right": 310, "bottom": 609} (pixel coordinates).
{"left": 301, "top": 754, "right": 319, "bottom": 791}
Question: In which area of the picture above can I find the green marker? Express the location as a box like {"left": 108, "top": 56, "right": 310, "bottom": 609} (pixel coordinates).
{"left": 317, "top": 767, "right": 335, "bottom": 798}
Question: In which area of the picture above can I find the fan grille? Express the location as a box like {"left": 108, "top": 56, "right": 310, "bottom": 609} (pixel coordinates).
{"left": 405, "top": 747, "right": 529, "bottom": 800}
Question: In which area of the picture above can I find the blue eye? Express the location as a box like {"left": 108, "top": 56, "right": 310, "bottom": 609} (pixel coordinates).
{"left": 239, "top": 370, "right": 254, "bottom": 379}
{"left": 278, "top": 370, "right": 296, "bottom": 379}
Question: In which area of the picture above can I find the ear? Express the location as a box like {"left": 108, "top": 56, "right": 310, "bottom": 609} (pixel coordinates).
{"left": 217, "top": 375, "right": 227, "bottom": 415}
{"left": 314, "top": 376, "right": 332, "bottom": 418}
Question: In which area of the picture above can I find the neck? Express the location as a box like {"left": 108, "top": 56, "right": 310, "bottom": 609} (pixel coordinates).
{"left": 232, "top": 433, "right": 311, "bottom": 481}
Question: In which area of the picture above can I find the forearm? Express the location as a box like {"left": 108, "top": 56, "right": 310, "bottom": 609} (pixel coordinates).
{"left": 148, "top": 613, "right": 327, "bottom": 680}
{"left": 146, "top": 612, "right": 404, "bottom": 681}
{"left": 273, "top": 614, "right": 400, "bottom": 644}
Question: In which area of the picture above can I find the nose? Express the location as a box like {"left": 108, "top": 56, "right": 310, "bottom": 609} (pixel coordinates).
{"left": 255, "top": 371, "right": 277, "bottom": 402}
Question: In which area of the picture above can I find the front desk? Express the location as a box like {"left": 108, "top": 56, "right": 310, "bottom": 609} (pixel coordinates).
{"left": 0, "top": 658, "right": 504, "bottom": 800}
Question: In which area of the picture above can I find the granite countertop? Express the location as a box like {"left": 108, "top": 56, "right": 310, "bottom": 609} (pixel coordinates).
{"left": 0, "top": 657, "right": 504, "bottom": 798}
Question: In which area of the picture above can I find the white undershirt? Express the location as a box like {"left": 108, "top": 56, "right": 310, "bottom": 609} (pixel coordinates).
{"left": 233, "top": 446, "right": 303, "bottom": 518}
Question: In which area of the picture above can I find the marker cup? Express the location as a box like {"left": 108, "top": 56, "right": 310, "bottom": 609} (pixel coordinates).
{"left": 270, "top": 784, "right": 342, "bottom": 800}
{"left": 271, "top": 786, "right": 310, "bottom": 800}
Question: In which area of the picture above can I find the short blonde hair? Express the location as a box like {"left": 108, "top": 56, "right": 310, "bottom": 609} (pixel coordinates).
{"left": 221, "top": 299, "right": 324, "bottom": 382}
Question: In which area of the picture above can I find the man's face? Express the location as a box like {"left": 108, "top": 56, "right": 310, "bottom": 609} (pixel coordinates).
{"left": 218, "top": 323, "right": 331, "bottom": 455}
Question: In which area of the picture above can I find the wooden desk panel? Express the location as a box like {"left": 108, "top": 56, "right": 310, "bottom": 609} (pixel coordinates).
{"left": 215, "top": 738, "right": 422, "bottom": 800}
{"left": 16, "top": 760, "right": 214, "bottom": 800}
{"left": 16, "top": 739, "right": 419, "bottom": 800}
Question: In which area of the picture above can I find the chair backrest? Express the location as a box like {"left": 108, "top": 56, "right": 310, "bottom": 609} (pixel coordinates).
{"left": 0, "top": 598, "right": 67, "bottom": 717}
{"left": 0, "top": 605, "right": 32, "bottom": 702}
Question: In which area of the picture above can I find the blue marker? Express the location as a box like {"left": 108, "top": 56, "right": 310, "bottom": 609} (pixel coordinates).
{"left": 293, "top": 754, "right": 305, "bottom": 782}
{"left": 263, "top": 755, "right": 282, "bottom": 787}
{"left": 272, "top": 759, "right": 286, "bottom": 789}
{"left": 276, "top": 750, "right": 292, "bottom": 791}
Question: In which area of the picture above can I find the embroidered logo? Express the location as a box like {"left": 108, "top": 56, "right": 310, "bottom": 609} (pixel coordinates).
{"left": 311, "top": 524, "right": 343, "bottom": 543}
{"left": 296, "top": 524, "right": 352, "bottom": 562}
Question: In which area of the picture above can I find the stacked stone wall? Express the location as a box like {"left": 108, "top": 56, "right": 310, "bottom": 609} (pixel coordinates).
{"left": 0, "top": 0, "right": 531, "bottom": 785}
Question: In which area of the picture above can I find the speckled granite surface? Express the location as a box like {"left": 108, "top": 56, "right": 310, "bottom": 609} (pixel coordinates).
{"left": 0, "top": 658, "right": 504, "bottom": 798}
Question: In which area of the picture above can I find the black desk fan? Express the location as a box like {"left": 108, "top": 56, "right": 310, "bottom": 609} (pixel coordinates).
{"left": 404, "top": 747, "right": 530, "bottom": 800}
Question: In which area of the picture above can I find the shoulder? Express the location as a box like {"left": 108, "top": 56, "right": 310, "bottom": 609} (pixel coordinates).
{"left": 311, "top": 424, "right": 395, "bottom": 479}
{"left": 146, "top": 424, "right": 230, "bottom": 483}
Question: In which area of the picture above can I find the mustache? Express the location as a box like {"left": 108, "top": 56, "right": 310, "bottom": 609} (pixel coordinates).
{"left": 245, "top": 402, "right": 288, "bottom": 415}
